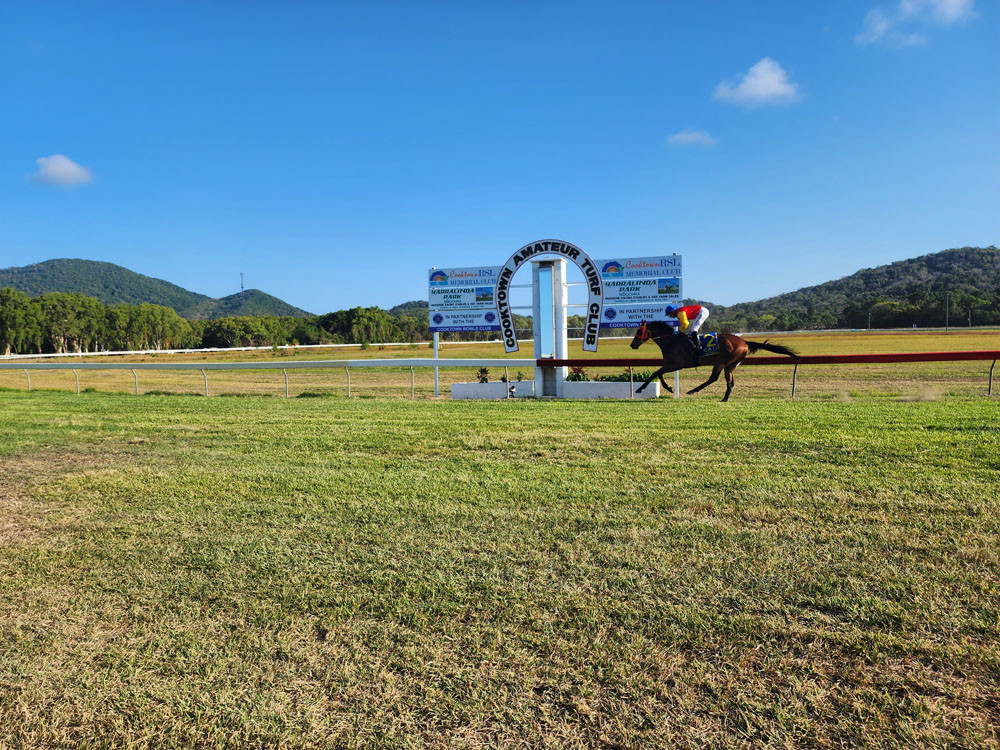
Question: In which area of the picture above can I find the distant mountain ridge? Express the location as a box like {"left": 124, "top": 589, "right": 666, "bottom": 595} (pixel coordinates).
{"left": 0, "top": 259, "right": 312, "bottom": 319}
{"left": 705, "top": 246, "right": 1000, "bottom": 329}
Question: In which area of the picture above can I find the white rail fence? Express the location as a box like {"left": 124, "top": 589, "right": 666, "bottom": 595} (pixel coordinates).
{"left": 0, "top": 359, "right": 538, "bottom": 398}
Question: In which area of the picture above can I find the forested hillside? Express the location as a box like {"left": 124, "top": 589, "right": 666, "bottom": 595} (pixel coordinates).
{"left": 708, "top": 246, "right": 999, "bottom": 330}
{"left": 0, "top": 259, "right": 312, "bottom": 319}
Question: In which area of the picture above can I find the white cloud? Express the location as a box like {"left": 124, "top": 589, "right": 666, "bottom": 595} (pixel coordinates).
{"left": 667, "top": 130, "right": 717, "bottom": 147}
{"left": 712, "top": 58, "right": 800, "bottom": 107}
{"left": 900, "top": 0, "right": 975, "bottom": 23}
{"left": 856, "top": 0, "right": 975, "bottom": 46}
{"left": 27, "top": 154, "right": 93, "bottom": 187}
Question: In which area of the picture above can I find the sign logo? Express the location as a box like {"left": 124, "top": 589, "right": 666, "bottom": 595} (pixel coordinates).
{"left": 604, "top": 307, "right": 617, "bottom": 320}
{"left": 432, "top": 313, "right": 444, "bottom": 324}
{"left": 484, "top": 311, "right": 496, "bottom": 322}
{"left": 429, "top": 270, "right": 449, "bottom": 286}
{"left": 658, "top": 277, "right": 680, "bottom": 295}
{"left": 602, "top": 261, "right": 624, "bottom": 278}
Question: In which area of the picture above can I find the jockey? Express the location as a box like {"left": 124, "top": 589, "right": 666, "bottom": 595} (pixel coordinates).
{"left": 664, "top": 304, "right": 709, "bottom": 352}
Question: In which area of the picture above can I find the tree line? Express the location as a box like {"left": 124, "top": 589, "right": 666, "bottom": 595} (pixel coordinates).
{"left": 0, "top": 288, "right": 532, "bottom": 355}
{"left": 709, "top": 288, "right": 1000, "bottom": 332}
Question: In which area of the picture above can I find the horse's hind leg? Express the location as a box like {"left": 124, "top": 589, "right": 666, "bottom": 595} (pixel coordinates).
{"left": 657, "top": 372, "right": 674, "bottom": 394}
{"left": 686, "top": 363, "right": 723, "bottom": 395}
{"left": 721, "top": 359, "right": 744, "bottom": 401}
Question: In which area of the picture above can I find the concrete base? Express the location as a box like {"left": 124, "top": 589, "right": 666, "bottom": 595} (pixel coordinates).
{"left": 562, "top": 381, "right": 660, "bottom": 399}
{"left": 451, "top": 381, "right": 536, "bottom": 400}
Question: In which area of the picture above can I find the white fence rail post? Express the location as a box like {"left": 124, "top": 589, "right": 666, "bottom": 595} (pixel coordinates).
{"left": 132, "top": 369, "right": 139, "bottom": 395}
{"left": 24, "top": 369, "right": 31, "bottom": 392}
{"left": 345, "top": 368, "right": 351, "bottom": 397}
{"left": 283, "top": 368, "right": 289, "bottom": 398}
{"left": 72, "top": 369, "right": 79, "bottom": 394}
{"left": 201, "top": 369, "right": 208, "bottom": 397}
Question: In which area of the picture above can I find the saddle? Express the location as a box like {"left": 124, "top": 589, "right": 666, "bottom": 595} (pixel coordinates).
{"left": 678, "top": 332, "right": 719, "bottom": 365}
{"left": 696, "top": 332, "right": 720, "bottom": 356}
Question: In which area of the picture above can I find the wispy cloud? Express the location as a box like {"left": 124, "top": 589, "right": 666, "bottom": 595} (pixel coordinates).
{"left": 667, "top": 130, "right": 717, "bottom": 147}
{"left": 856, "top": 0, "right": 975, "bottom": 46}
{"left": 27, "top": 154, "right": 94, "bottom": 187}
{"left": 712, "top": 58, "right": 800, "bottom": 107}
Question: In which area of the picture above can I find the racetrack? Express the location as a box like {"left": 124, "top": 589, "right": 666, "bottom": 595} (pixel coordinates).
{"left": 2, "top": 329, "right": 999, "bottom": 400}
{"left": 1, "top": 378, "right": 998, "bottom": 746}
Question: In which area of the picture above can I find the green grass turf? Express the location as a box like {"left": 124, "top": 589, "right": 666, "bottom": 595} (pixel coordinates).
{"left": 1, "top": 391, "right": 998, "bottom": 747}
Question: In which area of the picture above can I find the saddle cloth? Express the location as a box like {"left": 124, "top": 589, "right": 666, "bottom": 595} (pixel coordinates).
{"left": 696, "top": 332, "right": 720, "bottom": 356}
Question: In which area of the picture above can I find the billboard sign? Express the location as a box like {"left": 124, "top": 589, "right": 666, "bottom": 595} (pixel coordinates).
{"left": 428, "top": 309, "right": 500, "bottom": 333}
{"left": 429, "top": 285, "right": 496, "bottom": 311}
{"left": 599, "top": 304, "right": 678, "bottom": 330}
{"left": 427, "top": 266, "right": 501, "bottom": 332}
{"left": 428, "top": 251, "right": 680, "bottom": 339}
{"left": 428, "top": 266, "right": 501, "bottom": 288}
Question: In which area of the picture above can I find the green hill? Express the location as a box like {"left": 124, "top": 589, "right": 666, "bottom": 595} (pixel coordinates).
{"left": 708, "top": 246, "right": 1000, "bottom": 330}
{"left": 0, "top": 259, "right": 312, "bottom": 319}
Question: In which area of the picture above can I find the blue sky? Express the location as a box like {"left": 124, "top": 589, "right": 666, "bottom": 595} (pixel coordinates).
{"left": 2, "top": 1, "right": 996, "bottom": 313}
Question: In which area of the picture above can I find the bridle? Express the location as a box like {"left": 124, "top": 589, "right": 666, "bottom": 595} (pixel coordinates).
{"left": 636, "top": 321, "right": 672, "bottom": 343}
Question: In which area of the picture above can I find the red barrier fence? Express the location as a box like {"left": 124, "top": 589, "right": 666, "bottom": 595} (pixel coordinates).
{"left": 537, "top": 350, "right": 1000, "bottom": 367}
{"left": 536, "top": 351, "right": 1000, "bottom": 396}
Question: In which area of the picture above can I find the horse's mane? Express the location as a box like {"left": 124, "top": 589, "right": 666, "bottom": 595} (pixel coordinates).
{"left": 645, "top": 320, "right": 676, "bottom": 337}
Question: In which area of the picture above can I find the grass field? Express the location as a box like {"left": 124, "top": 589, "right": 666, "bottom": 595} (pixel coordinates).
{"left": 2, "top": 330, "right": 999, "bottom": 401}
{"left": 2, "top": 371, "right": 999, "bottom": 746}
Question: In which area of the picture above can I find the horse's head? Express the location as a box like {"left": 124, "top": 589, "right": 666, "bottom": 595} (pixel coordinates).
{"left": 630, "top": 321, "right": 650, "bottom": 350}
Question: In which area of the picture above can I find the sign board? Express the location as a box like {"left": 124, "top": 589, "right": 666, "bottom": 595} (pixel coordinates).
{"left": 427, "top": 266, "right": 502, "bottom": 333}
{"left": 600, "top": 304, "right": 679, "bottom": 329}
{"left": 594, "top": 255, "right": 682, "bottom": 329}
{"left": 429, "top": 309, "right": 500, "bottom": 333}
{"left": 428, "top": 266, "right": 501, "bottom": 290}
{"left": 428, "top": 251, "right": 682, "bottom": 338}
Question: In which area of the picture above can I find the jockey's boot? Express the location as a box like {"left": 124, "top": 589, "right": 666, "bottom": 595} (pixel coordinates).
{"left": 688, "top": 332, "right": 700, "bottom": 365}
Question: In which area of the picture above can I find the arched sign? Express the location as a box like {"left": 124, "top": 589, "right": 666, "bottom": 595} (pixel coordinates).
{"left": 494, "top": 239, "right": 604, "bottom": 353}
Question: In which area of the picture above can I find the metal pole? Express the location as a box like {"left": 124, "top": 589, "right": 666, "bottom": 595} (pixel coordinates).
{"left": 990, "top": 360, "right": 996, "bottom": 396}
{"left": 410, "top": 367, "right": 415, "bottom": 399}
{"left": 629, "top": 366, "right": 634, "bottom": 399}
{"left": 132, "top": 369, "right": 138, "bottom": 395}
{"left": 674, "top": 371, "right": 679, "bottom": 399}
{"left": 504, "top": 367, "right": 510, "bottom": 399}
{"left": 72, "top": 369, "right": 79, "bottom": 394}
{"left": 283, "top": 368, "right": 288, "bottom": 398}
{"left": 201, "top": 369, "right": 208, "bottom": 397}
{"left": 24, "top": 369, "right": 30, "bottom": 392}
{"left": 791, "top": 363, "right": 798, "bottom": 398}
{"left": 345, "top": 367, "right": 351, "bottom": 397}
{"left": 433, "top": 332, "right": 439, "bottom": 397}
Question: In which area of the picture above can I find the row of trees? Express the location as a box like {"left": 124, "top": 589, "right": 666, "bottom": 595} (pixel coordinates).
{"left": 0, "top": 288, "right": 524, "bottom": 355}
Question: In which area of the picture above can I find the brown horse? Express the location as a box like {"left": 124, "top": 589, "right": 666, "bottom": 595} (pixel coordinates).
{"left": 630, "top": 320, "right": 798, "bottom": 401}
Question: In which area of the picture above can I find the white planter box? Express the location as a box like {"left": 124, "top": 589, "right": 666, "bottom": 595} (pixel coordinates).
{"left": 451, "top": 381, "right": 536, "bottom": 400}
{"left": 561, "top": 381, "right": 660, "bottom": 399}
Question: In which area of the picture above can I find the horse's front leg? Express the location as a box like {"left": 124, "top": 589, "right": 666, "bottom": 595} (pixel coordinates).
{"left": 635, "top": 365, "right": 668, "bottom": 393}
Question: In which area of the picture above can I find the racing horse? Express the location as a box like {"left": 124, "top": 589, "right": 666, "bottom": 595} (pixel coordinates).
{"left": 630, "top": 320, "right": 798, "bottom": 401}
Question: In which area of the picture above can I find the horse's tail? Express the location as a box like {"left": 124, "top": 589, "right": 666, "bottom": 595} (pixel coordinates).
{"left": 745, "top": 339, "right": 798, "bottom": 358}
